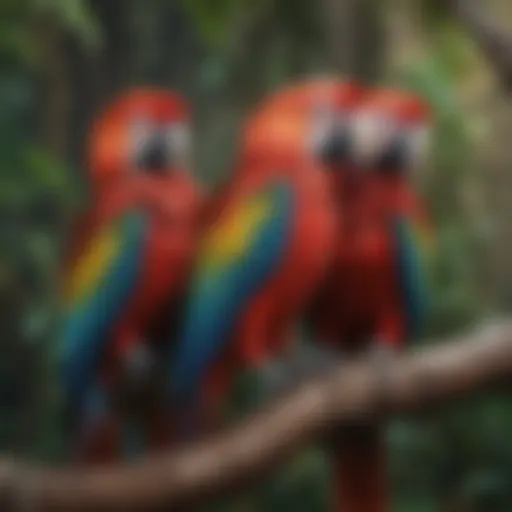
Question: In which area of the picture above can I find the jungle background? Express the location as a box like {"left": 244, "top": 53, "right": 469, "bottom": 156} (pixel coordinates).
{"left": 0, "top": 0, "right": 511, "bottom": 510}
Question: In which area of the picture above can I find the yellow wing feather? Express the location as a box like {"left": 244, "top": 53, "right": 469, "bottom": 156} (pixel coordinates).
{"left": 64, "top": 226, "right": 122, "bottom": 305}
{"left": 199, "top": 192, "right": 274, "bottom": 274}
{"left": 410, "top": 220, "right": 435, "bottom": 265}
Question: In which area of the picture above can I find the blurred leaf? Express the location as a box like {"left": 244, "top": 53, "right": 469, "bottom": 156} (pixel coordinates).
{"left": 197, "top": 58, "right": 229, "bottom": 91}
{"left": 418, "top": 0, "right": 447, "bottom": 29}
{"left": 183, "top": 0, "right": 243, "bottom": 47}
{"left": 401, "top": 57, "right": 462, "bottom": 122}
{"left": 460, "top": 470, "right": 509, "bottom": 509}
{"left": 24, "top": 147, "right": 77, "bottom": 203}
{"left": 0, "top": 22, "right": 37, "bottom": 65}
{"left": 33, "top": 0, "right": 102, "bottom": 51}
{"left": 434, "top": 24, "right": 480, "bottom": 80}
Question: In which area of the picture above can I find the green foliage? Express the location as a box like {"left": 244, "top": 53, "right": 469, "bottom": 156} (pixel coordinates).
{"left": 24, "top": 147, "right": 80, "bottom": 206}
{"left": 418, "top": 0, "right": 482, "bottom": 81}
{"left": 0, "top": 0, "right": 102, "bottom": 69}
{"left": 0, "top": 23, "right": 36, "bottom": 66}
{"left": 390, "top": 394, "right": 512, "bottom": 512}
{"left": 34, "top": 0, "right": 102, "bottom": 51}
{"left": 400, "top": 53, "right": 487, "bottom": 337}
{"left": 0, "top": 1, "right": 82, "bottom": 456}
{"left": 0, "top": 0, "right": 35, "bottom": 66}
{"left": 183, "top": 0, "right": 246, "bottom": 47}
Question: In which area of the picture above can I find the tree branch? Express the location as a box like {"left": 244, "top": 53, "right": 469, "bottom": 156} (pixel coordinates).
{"left": 444, "top": 0, "right": 512, "bottom": 88}
{"left": 1, "top": 320, "right": 512, "bottom": 511}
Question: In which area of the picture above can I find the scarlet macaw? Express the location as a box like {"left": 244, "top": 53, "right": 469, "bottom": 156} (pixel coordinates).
{"left": 68, "top": 88, "right": 192, "bottom": 264}
{"left": 60, "top": 90, "right": 202, "bottom": 464}
{"left": 308, "top": 87, "right": 435, "bottom": 512}
{"left": 168, "top": 79, "right": 364, "bottom": 434}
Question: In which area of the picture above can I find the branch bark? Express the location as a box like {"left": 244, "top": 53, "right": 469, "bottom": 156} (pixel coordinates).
{"left": 444, "top": 0, "right": 512, "bottom": 88}
{"left": 2, "top": 320, "right": 512, "bottom": 511}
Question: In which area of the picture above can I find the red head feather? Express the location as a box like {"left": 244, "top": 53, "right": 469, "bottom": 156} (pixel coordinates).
{"left": 240, "top": 78, "right": 365, "bottom": 170}
{"left": 360, "top": 88, "right": 431, "bottom": 123}
{"left": 88, "top": 88, "right": 190, "bottom": 196}
{"left": 351, "top": 87, "right": 432, "bottom": 179}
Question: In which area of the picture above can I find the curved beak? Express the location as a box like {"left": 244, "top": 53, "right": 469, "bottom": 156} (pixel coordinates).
{"left": 376, "top": 136, "right": 407, "bottom": 173}
{"left": 318, "top": 128, "right": 351, "bottom": 166}
{"left": 138, "top": 137, "right": 169, "bottom": 175}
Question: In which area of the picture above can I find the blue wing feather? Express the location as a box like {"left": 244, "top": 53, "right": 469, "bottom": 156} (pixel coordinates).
{"left": 60, "top": 211, "right": 148, "bottom": 410}
{"left": 393, "top": 216, "right": 432, "bottom": 340}
{"left": 170, "top": 180, "right": 295, "bottom": 402}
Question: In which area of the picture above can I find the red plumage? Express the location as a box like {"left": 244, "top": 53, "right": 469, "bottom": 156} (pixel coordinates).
{"left": 70, "top": 172, "right": 202, "bottom": 465}
{"left": 201, "top": 150, "right": 337, "bottom": 432}
{"left": 201, "top": 79, "right": 363, "bottom": 430}
{"left": 310, "top": 176, "right": 427, "bottom": 352}
{"left": 308, "top": 87, "right": 433, "bottom": 512}
{"left": 98, "top": 173, "right": 201, "bottom": 367}
{"left": 63, "top": 88, "right": 201, "bottom": 464}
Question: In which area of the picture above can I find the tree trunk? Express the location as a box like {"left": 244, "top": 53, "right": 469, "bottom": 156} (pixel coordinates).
{"left": 320, "top": 0, "right": 385, "bottom": 82}
{"left": 33, "top": 14, "right": 71, "bottom": 162}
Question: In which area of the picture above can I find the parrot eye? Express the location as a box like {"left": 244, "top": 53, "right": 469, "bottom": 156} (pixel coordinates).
{"left": 129, "top": 120, "right": 192, "bottom": 175}
{"left": 130, "top": 118, "right": 170, "bottom": 174}
{"left": 374, "top": 123, "right": 431, "bottom": 174}
{"left": 309, "top": 104, "right": 354, "bottom": 166}
{"left": 164, "top": 123, "right": 191, "bottom": 167}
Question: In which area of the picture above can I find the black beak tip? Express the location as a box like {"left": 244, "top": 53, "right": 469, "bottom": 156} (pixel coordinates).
{"left": 318, "top": 132, "right": 350, "bottom": 166}
{"left": 138, "top": 141, "right": 170, "bottom": 174}
{"left": 377, "top": 139, "right": 406, "bottom": 173}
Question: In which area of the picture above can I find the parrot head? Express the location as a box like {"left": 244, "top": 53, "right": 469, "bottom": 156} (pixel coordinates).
{"left": 88, "top": 88, "right": 191, "bottom": 195}
{"left": 348, "top": 88, "right": 432, "bottom": 213}
{"left": 296, "top": 79, "right": 365, "bottom": 163}
{"left": 240, "top": 78, "right": 364, "bottom": 171}
{"left": 300, "top": 80, "right": 368, "bottom": 200}
{"left": 351, "top": 88, "right": 432, "bottom": 178}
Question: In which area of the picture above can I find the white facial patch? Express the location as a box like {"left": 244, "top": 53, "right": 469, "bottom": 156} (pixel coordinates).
{"left": 164, "top": 122, "right": 191, "bottom": 166}
{"left": 129, "top": 117, "right": 154, "bottom": 170}
{"left": 308, "top": 102, "right": 337, "bottom": 157}
{"left": 352, "top": 110, "right": 399, "bottom": 167}
{"left": 307, "top": 100, "right": 355, "bottom": 161}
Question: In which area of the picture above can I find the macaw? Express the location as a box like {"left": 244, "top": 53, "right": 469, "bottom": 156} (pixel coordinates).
{"left": 60, "top": 90, "right": 201, "bottom": 464}
{"left": 307, "top": 88, "right": 435, "bottom": 512}
{"left": 168, "top": 79, "right": 364, "bottom": 435}
{"left": 67, "top": 88, "right": 192, "bottom": 267}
